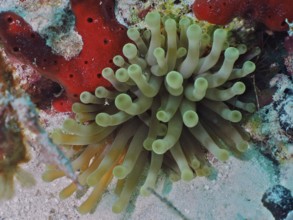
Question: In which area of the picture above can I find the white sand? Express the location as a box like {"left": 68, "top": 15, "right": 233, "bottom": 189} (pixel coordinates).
{"left": 0, "top": 144, "right": 282, "bottom": 220}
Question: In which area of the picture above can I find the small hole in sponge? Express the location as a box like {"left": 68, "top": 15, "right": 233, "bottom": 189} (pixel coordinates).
{"left": 97, "top": 73, "right": 102, "bottom": 78}
{"left": 7, "top": 17, "right": 13, "bottom": 23}
{"left": 84, "top": 61, "right": 88, "bottom": 64}
{"left": 87, "top": 17, "right": 93, "bottom": 23}
{"left": 109, "top": 59, "right": 113, "bottom": 64}
{"left": 103, "top": 39, "right": 109, "bottom": 45}
{"left": 13, "top": 47, "right": 20, "bottom": 52}
{"left": 281, "top": 20, "right": 287, "bottom": 26}
{"left": 73, "top": 94, "right": 78, "bottom": 98}
{"left": 106, "top": 6, "right": 113, "bottom": 11}
{"left": 69, "top": 74, "right": 74, "bottom": 78}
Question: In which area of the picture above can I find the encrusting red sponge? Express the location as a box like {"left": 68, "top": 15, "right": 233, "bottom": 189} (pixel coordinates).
{"left": 193, "top": 0, "right": 293, "bottom": 31}
{"left": 0, "top": 0, "right": 129, "bottom": 112}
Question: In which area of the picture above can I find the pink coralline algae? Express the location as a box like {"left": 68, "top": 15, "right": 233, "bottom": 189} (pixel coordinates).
{"left": 284, "top": 36, "right": 293, "bottom": 55}
{"left": 284, "top": 36, "right": 293, "bottom": 76}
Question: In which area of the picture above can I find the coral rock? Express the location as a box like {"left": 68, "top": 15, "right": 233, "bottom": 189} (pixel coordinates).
{"left": 262, "top": 185, "right": 293, "bottom": 220}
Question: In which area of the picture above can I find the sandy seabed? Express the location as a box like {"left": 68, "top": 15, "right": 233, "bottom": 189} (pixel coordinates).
{"left": 1, "top": 142, "right": 291, "bottom": 220}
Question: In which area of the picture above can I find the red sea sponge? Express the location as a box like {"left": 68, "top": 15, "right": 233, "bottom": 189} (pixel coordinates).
{"left": 0, "top": 0, "right": 129, "bottom": 112}
{"left": 192, "top": 0, "right": 293, "bottom": 31}
{"left": 192, "top": 0, "right": 238, "bottom": 25}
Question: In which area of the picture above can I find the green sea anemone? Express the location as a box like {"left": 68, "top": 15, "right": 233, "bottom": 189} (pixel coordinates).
{"left": 42, "top": 11, "right": 257, "bottom": 214}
